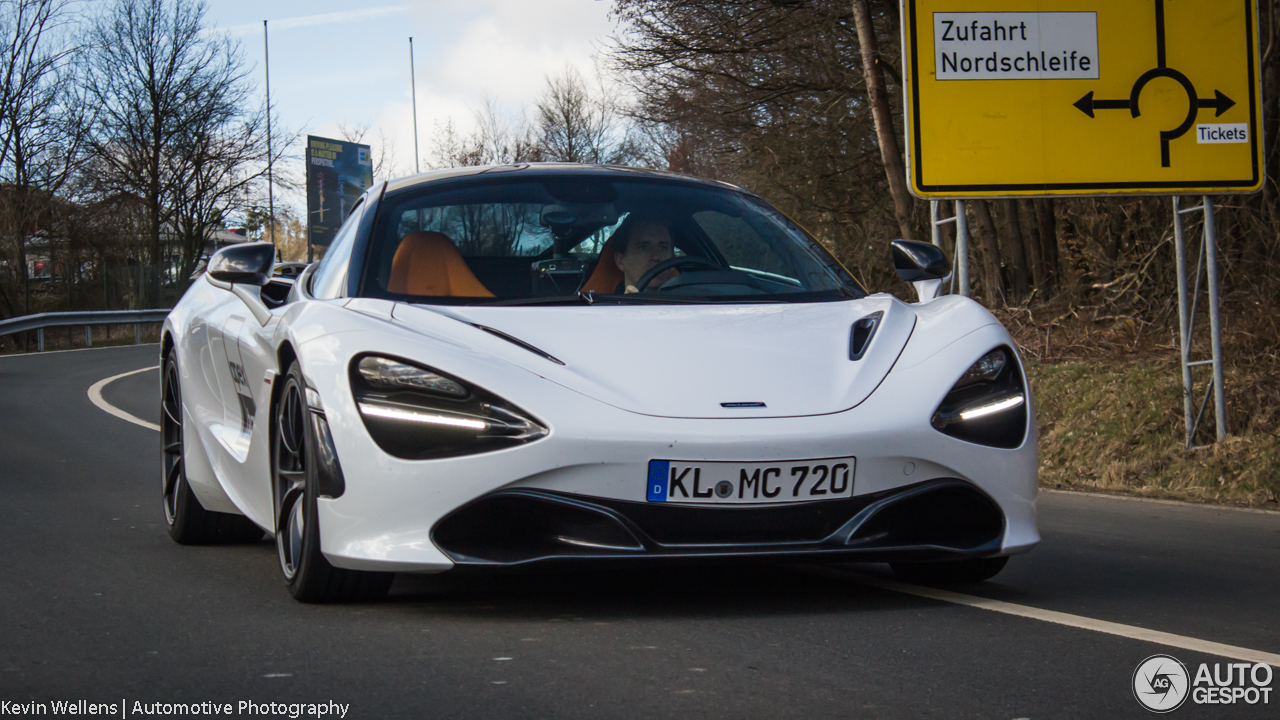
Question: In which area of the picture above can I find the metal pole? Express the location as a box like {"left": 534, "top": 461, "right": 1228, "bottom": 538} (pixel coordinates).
{"left": 1203, "top": 196, "right": 1227, "bottom": 440}
{"left": 955, "top": 200, "right": 970, "bottom": 297}
{"left": 410, "top": 37, "right": 420, "bottom": 174}
{"left": 264, "top": 20, "right": 275, "bottom": 248}
{"left": 37, "top": 328, "right": 43, "bottom": 352}
{"left": 85, "top": 326, "right": 92, "bottom": 348}
{"left": 135, "top": 323, "right": 141, "bottom": 345}
{"left": 1172, "top": 196, "right": 1195, "bottom": 446}
{"left": 929, "top": 200, "right": 941, "bottom": 246}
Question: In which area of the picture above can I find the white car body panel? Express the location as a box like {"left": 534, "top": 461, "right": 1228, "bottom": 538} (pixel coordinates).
{"left": 391, "top": 298, "right": 916, "bottom": 419}
{"left": 164, "top": 275, "right": 1039, "bottom": 574}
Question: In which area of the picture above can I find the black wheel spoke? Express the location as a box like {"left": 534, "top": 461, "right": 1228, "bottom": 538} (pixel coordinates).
{"left": 164, "top": 458, "right": 181, "bottom": 496}
{"left": 162, "top": 399, "right": 181, "bottom": 427}
{"left": 276, "top": 485, "right": 303, "bottom": 534}
{"left": 163, "top": 440, "right": 182, "bottom": 455}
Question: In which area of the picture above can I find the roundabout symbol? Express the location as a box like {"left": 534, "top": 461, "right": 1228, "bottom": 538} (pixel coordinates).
{"left": 1072, "top": 0, "right": 1235, "bottom": 167}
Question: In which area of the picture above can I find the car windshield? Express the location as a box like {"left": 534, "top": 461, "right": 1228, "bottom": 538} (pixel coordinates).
{"left": 358, "top": 174, "right": 864, "bottom": 305}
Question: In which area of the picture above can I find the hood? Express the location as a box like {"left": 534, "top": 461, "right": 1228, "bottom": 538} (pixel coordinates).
{"left": 390, "top": 296, "right": 915, "bottom": 419}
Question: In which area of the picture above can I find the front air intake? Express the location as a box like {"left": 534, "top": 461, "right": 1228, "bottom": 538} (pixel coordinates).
{"left": 849, "top": 312, "right": 883, "bottom": 360}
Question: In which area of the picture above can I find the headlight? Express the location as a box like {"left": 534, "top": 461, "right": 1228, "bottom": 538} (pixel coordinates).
{"left": 930, "top": 347, "right": 1028, "bottom": 449}
{"left": 350, "top": 354, "right": 547, "bottom": 460}
{"left": 356, "top": 355, "right": 468, "bottom": 397}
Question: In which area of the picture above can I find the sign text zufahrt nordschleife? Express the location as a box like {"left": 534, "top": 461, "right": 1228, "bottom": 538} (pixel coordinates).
{"left": 935, "top": 13, "right": 1098, "bottom": 80}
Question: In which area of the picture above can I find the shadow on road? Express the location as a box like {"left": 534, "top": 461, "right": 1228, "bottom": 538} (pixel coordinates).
{"left": 380, "top": 562, "right": 917, "bottom": 621}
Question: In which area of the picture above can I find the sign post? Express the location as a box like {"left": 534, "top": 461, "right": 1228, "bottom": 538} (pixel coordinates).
{"left": 900, "top": 0, "right": 1264, "bottom": 445}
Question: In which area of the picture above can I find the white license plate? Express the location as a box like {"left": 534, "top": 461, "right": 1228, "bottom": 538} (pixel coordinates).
{"left": 646, "top": 457, "right": 856, "bottom": 504}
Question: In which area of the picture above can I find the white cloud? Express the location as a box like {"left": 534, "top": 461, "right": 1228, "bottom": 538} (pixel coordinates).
{"left": 225, "top": 5, "right": 410, "bottom": 37}
{"left": 246, "top": 0, "right": 620, "bottom": 213}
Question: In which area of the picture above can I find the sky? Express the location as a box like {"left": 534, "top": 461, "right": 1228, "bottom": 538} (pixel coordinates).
{"left": 202, "top": 0, "right": 621, "bottom": 215}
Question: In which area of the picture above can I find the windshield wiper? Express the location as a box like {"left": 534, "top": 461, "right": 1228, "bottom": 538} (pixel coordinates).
{"left": 482, "top": 290, "right": 714, "bottom": 306}
{"left": 592, "top": 293, "right": 713, "bottom": 305}
{"left": 482, "top": 291, "right": 598, "bottom": 306}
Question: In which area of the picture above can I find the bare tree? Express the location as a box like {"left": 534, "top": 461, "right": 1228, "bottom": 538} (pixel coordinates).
{"left": 337, "top": 118, "right": 407, "bottom": 181}
{"left": 999, "top": 200, "right": 1030, "bottom": 302}
{"left": 83, "top": 0, "right": 257, "bottom": 270}
{"left": 426, "top": 100, "right": 542, "bottom": 169}
{"left": 0, "top": 0, "right": 86, "bottom": 319}
{"left": 167, "top": 114, "right": 273, "bottom": 284}
{"left": 851, "top": 0, "right": 914, "bottom": 241}
{"left": 535, "top": 67, "right": 642, "bottom": 165}
{"left": 610, "top": 0, "right": 910, "bottom": 286}
{"left": 969, "top": 200, "right": 1005, "bottom": 307}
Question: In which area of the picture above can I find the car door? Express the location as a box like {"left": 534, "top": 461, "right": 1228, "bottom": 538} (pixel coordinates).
{"left": 205, "top": 299, "right": 255, "bottom": 463}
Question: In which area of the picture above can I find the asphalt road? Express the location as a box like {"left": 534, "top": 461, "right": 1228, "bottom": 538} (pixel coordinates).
{"left": 2, "top": 344, "right": 1278, "bottom": 719}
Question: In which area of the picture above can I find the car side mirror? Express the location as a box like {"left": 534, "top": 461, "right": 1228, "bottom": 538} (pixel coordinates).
{"left": 891, "top": 239, "right": 950, "bottom": 303}
{"left": 207, "top": 243, "right": 275, "bottom": 287}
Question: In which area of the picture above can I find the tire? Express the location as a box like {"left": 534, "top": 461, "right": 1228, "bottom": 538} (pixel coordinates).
{"left": 890, "top": 556, "right": 1009, "bottom": 584}
{"left": 162, "top": 354, "right": 265, "bottom": 545}
{"left": 273, "top": 361, "right": 393, "bottom": 603}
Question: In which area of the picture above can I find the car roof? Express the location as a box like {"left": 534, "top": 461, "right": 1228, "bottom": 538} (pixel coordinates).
{"left": 382, "top": 162, "right": 746, "bottom": 196}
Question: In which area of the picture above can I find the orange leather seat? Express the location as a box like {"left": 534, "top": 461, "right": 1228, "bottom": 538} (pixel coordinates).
{"left": 388, "top": 231, "right": 494, "bottom": 297}
{"left": 580, "top": 236, "right": 623, "bottom": 293}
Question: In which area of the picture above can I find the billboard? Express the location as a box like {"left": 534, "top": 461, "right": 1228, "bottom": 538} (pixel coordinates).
{"left": 306, "top": 135, "right": 373, "bottom": 248}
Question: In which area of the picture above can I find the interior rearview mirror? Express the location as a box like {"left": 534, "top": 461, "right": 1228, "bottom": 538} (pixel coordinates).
{"left": 891, "top": 239, "right": 950, "bottom": 303}
{"left": 207, "top": 243, "right": 276, "bottom": 287}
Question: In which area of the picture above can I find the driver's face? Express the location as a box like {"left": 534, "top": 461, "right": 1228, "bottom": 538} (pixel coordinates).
{"left": 614, "top": 223, "right": 674, "bottom": 290}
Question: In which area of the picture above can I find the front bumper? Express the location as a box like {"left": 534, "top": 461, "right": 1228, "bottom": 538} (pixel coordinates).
{"left": 299, "top": 322, "right": 1040, "bottom": 573}
{"left": 433, "top": 479, "right": 1005, "bottom": 568}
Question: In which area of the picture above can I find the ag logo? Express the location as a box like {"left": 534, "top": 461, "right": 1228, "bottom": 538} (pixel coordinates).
{"left": 1134, "top": 654, "right": 1190, "bottom": 713}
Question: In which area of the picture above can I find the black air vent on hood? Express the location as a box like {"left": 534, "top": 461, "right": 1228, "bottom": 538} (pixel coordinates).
{"left": 849, "top": 312, "right": 883, "bottom": 361}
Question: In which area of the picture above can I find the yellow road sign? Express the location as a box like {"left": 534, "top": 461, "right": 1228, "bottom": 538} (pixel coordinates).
{"left": 902, "top": 0, "right": 1264, "bottom": 197}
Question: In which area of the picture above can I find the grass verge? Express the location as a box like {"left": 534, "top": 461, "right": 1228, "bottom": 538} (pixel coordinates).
{"left": 1030, "top": 357, "right": 1280, "bottom": 509}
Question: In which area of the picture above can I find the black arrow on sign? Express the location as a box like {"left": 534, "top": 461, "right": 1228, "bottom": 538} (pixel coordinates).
{"left": 1076, "top": 89, "right": 1237, "bottom": 120}
{"left": 1197, "top": 90, "right": 1236, "bottom": 117}
{"left": 1073, "top": 91, "right": 1131, "bottom": 118}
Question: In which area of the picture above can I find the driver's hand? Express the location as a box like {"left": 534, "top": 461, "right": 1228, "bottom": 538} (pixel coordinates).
{"left": 624, "top": 284, "right": 640, "bottom": 294}
{"left": 651, "top": 268, "right": 677, "bottom": 288}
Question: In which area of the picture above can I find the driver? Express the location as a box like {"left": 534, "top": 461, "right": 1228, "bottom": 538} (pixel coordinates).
{"left": 612, "top": 217, "right": 675, "bottom": 293}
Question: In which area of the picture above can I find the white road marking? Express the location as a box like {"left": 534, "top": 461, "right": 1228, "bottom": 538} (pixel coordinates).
{"left": 88, "top": 366, "right": 160, "bottom": 432}
{"left": 811, "top": 567, "right": 1280, "bottom": 667}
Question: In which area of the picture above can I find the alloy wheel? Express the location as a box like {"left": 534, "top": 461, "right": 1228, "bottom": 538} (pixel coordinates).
{"left": 274, "top": 379, "right": 308, "bottom": 580}
{"left": 161, "top": 360, "right": 184, "bottom": 525}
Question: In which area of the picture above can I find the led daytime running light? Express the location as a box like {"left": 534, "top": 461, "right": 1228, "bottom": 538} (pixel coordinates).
{"left": 959, "top": 393, "right": 1025, "bottom": 421}
{"left": 358, "top": 402, "right": 487, "bottom": 430}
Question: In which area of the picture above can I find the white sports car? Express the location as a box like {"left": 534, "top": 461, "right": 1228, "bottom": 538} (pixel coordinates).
{"left": 161, "top": 164, "right": 1038, "bottom": 602}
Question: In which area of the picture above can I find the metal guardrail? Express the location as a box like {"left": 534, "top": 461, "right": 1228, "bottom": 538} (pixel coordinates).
{"left": 0, "top": 310, "right": 171, "bottom": 352}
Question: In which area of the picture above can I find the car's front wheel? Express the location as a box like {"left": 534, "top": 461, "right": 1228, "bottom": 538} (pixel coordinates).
{"left": 162, "top": 354, "right": 264, "bottom": 545}
{"left": 273, "top": 361, "right": 393, "bottom": 603}
{"left": 890, "top": 556, "right": 1009, "bottom": 584}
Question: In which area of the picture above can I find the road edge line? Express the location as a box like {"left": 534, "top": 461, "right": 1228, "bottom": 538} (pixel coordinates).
{"left": 1041, "top": 488, "right": 1280, "bottom": 516}
{"left": 88, "top": 366, "right": 160, "bottom": 432}
{"left": 809, "top": 567, "right": 1280, "bottom": 667}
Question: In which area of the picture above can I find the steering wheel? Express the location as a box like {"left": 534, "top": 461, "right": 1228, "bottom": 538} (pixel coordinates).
{"left": 635, "top": 256, "right": 722, "bottom": 291}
